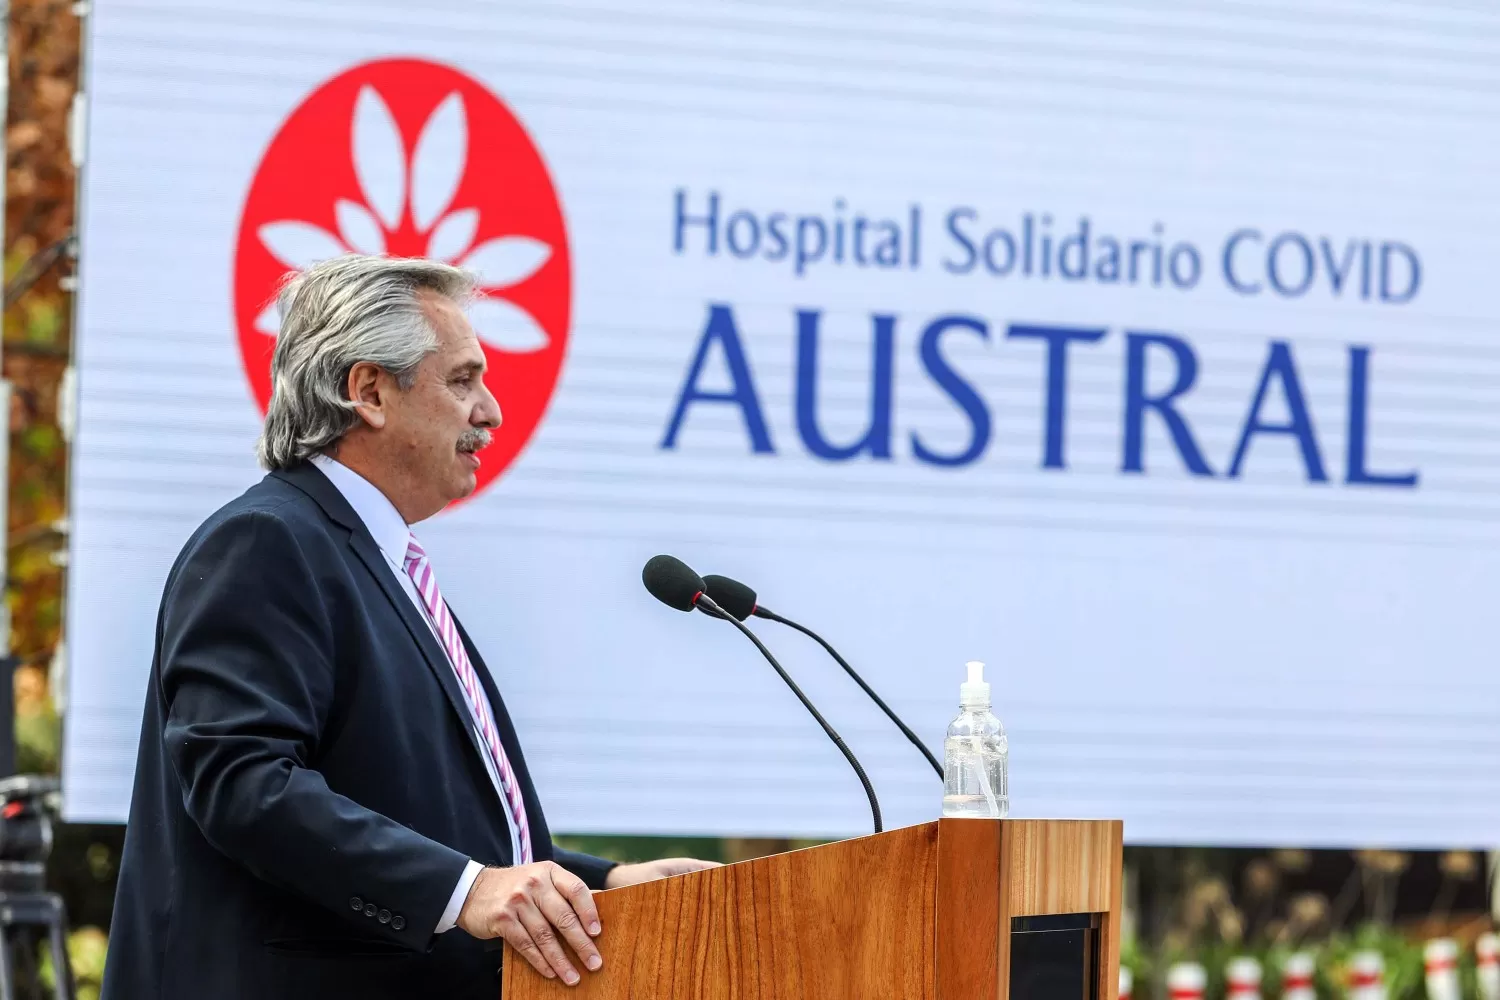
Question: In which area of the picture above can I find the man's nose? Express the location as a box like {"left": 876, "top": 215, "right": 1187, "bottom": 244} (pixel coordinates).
{"left": 474, "top": 381, "right": 502, "bottom": 429}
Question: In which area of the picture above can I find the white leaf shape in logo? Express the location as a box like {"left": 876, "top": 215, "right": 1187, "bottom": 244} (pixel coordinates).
{"left": 259, "top": 221, "right": 346, "bottom": 270}
{"left": 470, "top": 295, "right": 550, "bottom": 353}
{"left": 426, "top": 208, "right": 478, "bottom": 263}
{"left": 353, "top": 86, "right": 406, "bottom": 229}
{"left": 336, "top": 200, "right": 387, "bottom": 255}
{"left": 254, "top": 300, "right": 281, "bottom": 337}
{"left": 459, "top": 236, "right": 551, "bottom": 289}
{"left": 411, "top": 93, "right": 467, "bottom": 232}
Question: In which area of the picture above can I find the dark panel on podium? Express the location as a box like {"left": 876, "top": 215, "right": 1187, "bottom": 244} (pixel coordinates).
{"left": 1009, "top": 913, "right": 1100, "bottom": 1000}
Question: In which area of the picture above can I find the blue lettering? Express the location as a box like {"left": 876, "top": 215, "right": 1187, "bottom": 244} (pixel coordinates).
{"left": 674, "top": 189, "right": 719, "bottom": 255}
{"left": 1168, "top": 244, "right": 1201, "bottom": 289}
{"left": 1122, "top": 332, "right": 1215, "bottom": 476}
{"left": 764, "top": 213, "right": 789, "bottom": 261}
{"left": 944, "top": 207, "right": 978, "bottom": 274}
{"left": 909, "top": 205, "right": 921, "bottom": 269}
{"left": 1268, "top": 233, "right": 1314, "bottom": 297}
{"left": 661, "top": 304, "right": 775, "bottom": 453}
{"left": 1345, "top": 346, "right": 1418, "bottom": 487}
{"left": 984, "top": 228, "right": 1017, "bottom": 276}
{"left": 795, "top": 311, "right": 895, "bottom": 461}
{"left": 1222, "top": 228, "right": 1262, "bottom": 294}
{"left": 1228, "top": 341, "right": 1327, "bottom": 481}
{"left": 1006, "top": 323, "right": 1108, "bottom": 469}
{"left": 794, "top": 217, "right": 828, "bottom": 277}
{"left": 725, "top": 211, "right": 760, "bottom": 258}
{"left": 1319, "top": 238, "right": 1358, "bottom": 295}
{"left": 852, "top": 217, "right": 870, "bottom": 265}
{"left": 1058, "top": 218, "right": 1089, "bottom": 280}
{"left": 912, "top": 316, "right": 992, "bottom": 467}
{"left": 1380, "top": 242, "right": 1421, "bottom": 303}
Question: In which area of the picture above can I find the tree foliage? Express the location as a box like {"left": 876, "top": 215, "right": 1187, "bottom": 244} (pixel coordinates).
{"left": 7, "top": 0, "right": 78, "bottom": 768}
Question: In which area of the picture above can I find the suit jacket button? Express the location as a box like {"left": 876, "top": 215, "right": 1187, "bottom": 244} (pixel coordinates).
{"left": 363, "top": 904, "right": 377, "bottom": 918}
{"left": 350, "top": 897, "right": 363, "bottom": 911}
{"left": 391, "top": 915, "right": 406, "bottom": 931}
{"left": 378, "top": 909, "right": 391, "bottom": 924}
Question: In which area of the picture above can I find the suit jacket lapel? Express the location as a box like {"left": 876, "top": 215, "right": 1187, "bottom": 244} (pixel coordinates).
{"left": 345, "top": 532, "right": 499, "bottom": 766}
{"left": 270, "top": 465, "right": 497, "bottom": 783}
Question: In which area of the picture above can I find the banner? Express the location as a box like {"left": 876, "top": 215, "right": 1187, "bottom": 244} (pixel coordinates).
{"left": 65, "top": 0, "right": 1500, "bottom": 845}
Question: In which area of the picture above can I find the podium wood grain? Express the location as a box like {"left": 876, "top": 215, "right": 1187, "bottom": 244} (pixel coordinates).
{"left": 502, "top": 819, "right": 1122, "bottom": 1000}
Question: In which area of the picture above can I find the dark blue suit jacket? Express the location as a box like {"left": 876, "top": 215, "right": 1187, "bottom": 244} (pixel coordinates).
{"left": 102, "top": 462, "right": 614, "bottom": 1000}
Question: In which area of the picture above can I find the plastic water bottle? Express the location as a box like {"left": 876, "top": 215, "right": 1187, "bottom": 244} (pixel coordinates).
{"left": 942, "top": 660, "right": 1008, "bottom": 818}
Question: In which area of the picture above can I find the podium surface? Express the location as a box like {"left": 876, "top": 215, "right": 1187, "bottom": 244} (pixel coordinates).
{"left": 504, "top": 819, "right": 1123, "bottom": 1000}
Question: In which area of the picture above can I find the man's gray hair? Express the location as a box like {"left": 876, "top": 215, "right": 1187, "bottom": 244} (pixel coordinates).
{"left": 255, "top": 254, "right": 476, "bottom": 471}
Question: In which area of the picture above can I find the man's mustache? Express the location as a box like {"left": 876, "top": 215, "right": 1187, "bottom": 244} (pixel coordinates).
{"left": 458, "top": 428, "right": 492, "bottom": 453}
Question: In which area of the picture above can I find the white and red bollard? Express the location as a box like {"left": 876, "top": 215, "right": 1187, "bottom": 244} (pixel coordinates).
{"left": 1119, "top": 966, "right": 1133, "bottom": 1000}
{"left": 1348, "top": 950, "right": 1387, "bottom": 1000}
{"left": 1226, "top": 956, "right": 1263, "bottom": 1000}
{"left": 1281, "top": 952, "right": 1317, "bottom": 1000}
{"left": 1477, "top": 933, "right": 1500, "bottom": 1000}
{"left": 1168, "top": 962, "right": 1207, "bottom": 1000}
{"left": 1424, "top": 939, "right": 1460, "bottom": 1000}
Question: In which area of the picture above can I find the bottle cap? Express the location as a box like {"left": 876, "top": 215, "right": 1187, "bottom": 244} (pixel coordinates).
{"left": 960, "top": 660, "right": 990, "bottom": 708}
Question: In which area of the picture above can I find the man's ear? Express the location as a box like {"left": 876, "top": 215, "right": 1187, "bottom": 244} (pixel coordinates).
{"left": 346, "top": 362, "right": 389, "bottom": 429}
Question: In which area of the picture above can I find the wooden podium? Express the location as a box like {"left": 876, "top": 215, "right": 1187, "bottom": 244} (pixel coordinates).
{"left": 503, "top": 819, "right": 1123, "bottom": 1000}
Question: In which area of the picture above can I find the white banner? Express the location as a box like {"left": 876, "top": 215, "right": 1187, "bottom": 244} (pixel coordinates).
{"left": 65, "top": 0, "right": 1500, "bottom": 846}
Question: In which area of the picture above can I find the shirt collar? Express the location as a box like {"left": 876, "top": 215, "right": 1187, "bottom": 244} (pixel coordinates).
{"left": 309, "top": 454, "right": 412, "bottom": 563}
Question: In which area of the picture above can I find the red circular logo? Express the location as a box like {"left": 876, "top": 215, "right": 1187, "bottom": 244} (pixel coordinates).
{"left": 232, "top": 58, "right": 571, "bottom": 500}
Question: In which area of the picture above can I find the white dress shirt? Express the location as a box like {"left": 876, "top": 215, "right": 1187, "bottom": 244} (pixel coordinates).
{"left": 310, "top": 455, "right": 519, "bottom": 934}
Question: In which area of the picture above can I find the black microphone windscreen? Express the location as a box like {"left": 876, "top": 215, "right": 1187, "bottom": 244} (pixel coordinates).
{"left": 702, "top": 574, "right": 757, "bottom": 622}
{"left": 642, "top": 555, "right": 706, "bottom": 612}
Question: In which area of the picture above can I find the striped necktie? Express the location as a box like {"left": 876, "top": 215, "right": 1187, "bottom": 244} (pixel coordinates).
{"left": 402, "top": 535, "right": 531, "bottom": 863}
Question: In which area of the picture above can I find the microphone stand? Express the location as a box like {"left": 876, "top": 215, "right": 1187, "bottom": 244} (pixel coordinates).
{"left": 756, "top": 609, "right": 944, "bottom": 779}
{"left": 697, "top": 597, "right": 883, "bottom": 834}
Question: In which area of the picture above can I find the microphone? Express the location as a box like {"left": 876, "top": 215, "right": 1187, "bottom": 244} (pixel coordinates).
{"left": 641, "top": 554, "right": 710, "bottom": 612}
{"left": 702, "top": 573, "right": 943, "bottom": 779}
{"left": 641, "top": 555, "right": 883, "bottom": 833}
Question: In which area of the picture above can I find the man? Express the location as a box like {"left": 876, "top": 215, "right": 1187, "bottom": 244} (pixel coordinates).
{"left": 103, "top": 255, "right": 716, "bottom": 999}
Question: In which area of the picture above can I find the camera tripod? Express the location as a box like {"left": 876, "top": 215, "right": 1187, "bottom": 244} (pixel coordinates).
{"left": 0, "top": 860, "right": 72, "bottom": 1000}
{"left": 0, "top": 773, "right": 72, "bottom": 1000}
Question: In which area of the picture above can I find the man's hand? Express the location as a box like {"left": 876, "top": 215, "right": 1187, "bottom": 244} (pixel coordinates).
{"left": 457, "top": 862, "right": 602, "bottom": 985}
{"left": 604, "top": 858, "right": 721, "bottom": 889}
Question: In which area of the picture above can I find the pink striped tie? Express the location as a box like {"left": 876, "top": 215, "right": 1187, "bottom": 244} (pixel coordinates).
{"left": 403, "top": 535, "right": 531, "bottom": 863}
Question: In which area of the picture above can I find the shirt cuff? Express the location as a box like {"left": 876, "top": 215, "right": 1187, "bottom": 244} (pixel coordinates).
{"left": 435, "top": 859, "right": 484, "bottom": 934}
